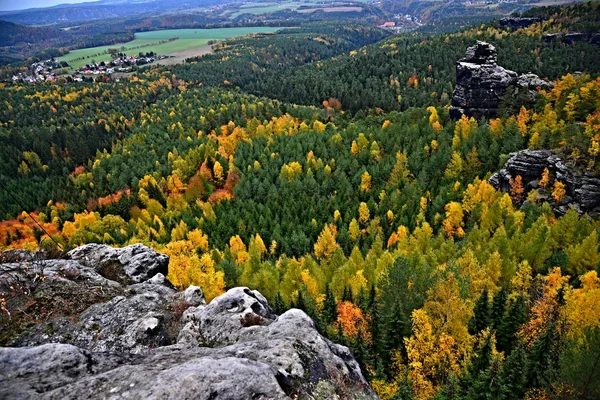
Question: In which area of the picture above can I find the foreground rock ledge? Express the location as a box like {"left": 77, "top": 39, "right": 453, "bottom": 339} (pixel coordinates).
{"left": 0, "top": 244, "right": 377, "bottom": 400}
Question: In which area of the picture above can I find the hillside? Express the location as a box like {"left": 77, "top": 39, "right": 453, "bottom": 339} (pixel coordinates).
{"left": 1, "top": 2, "right": 600, "bottom": 400}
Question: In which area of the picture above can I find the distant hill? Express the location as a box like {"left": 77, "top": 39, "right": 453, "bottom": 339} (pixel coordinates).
{"left": 0, "top": 20, "right": 66, "bottom": 47}
{"left": 0, "top": 0, "right": 222, "bottom": 26}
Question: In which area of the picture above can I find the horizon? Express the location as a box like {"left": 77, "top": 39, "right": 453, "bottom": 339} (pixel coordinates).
{"left": 0, "top": 0, "right": 99, "bottom": 12}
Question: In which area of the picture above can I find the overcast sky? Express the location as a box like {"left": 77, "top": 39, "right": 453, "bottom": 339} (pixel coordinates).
{"left": 0, "top": 0, "right": 99, "bottom": 12}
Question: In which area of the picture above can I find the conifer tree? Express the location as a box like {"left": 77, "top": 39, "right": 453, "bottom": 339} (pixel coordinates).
{"left": 323, "top": 284, "right": 338, "bottom": 325}
{"left": 500, "top": 342, "right": 529, "bottom": 400}
{"left": 273, "top": 291, "right": 287, "bottom": 315}
{"left": 469, "top": 287, "right": 491, "bottom": 335}
{"left": 491, "top": 288, "right": 507, "bottom": 330}
{"left": 497, "top": 295, "right": 528, "bottom": 353}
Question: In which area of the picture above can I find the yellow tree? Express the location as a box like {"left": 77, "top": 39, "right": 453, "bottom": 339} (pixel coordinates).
{"left": 442, "top": 202, "right": 464, "bottom": 238}
{"left": 444, "top": 152, "right": 464, "bottom": 180}
{"left": 314, "top": 224, "right": 339, "bottom": 260}
{"left": 552, "top": 181, "right": 566, "bottom": 202}
{"left": 539, "top": 167, "right": 550, "bottom": 189}
{"left": 517, "top": 106, "right": 530, "bottom": 135}
{"left": 360, "top": 171, "right": 372, "bottom": 192}
{"left": 349, "top": 218, "right": 360, "bottom": 242}
{"left": 565, "top": 271, "right": 600, "bottom": 339}
{"left": 509, "top": 175, "right": 525, "bottom": 203}
{"left": 358, "top": 202, "right": 370, "bottom": 226}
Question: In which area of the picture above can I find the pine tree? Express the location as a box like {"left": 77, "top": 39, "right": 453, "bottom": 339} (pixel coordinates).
{"left": 323, "top": 284, "right": 338, "bottom": 325}
{"left": 469, "top": 287, "right": 491, "bottom": 335}
{"left": 295, "top": 289, "right": 306, "bottom": 311}
{"left": 527, "top": 322, "right": 560, "bottom": 390}
{"left": 491, "top": 288, "right": 507, "bottom": 330}
{"left": 273, "top": 291, "right": 287, "bottom": 315}
{"left": 500, "top": 342, "right": 529, "bottom": 400}
{"left": 357, "top": 285, "right": 368, "bottom": 313}
{"left": 380, "top": 302, "right": 406, "bottom": 374}
{"left": 342, "top": 285, "right": 353, "bottom": 303}
{"left": 497, "top": 295, "right": 527, "bottom": 354}
{"left": 351, "top": 326, "right": 369, "bottom": 374}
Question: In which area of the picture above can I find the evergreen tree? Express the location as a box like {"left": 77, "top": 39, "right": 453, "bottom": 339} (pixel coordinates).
{"left": 497, "top": 295, "right": 527, "bottom": 353}
{"left": 500, "top": 342, "right": 529, "bottom": 400}
{"left": 322, "top": 284, "right": 338, "bottom": 325}
{"left": 469, "top": 287, "right": 491, "bottom": 335}
{"left": 273, "top": 291, "right": 287, "bottom": 315}
{"left": 342, "top": 285, "right": 353, "bottom": 303}
{"left": 491, "top": 287, "right": 507, "bottom": 330}
{"left": 527, "top": 322, "right": 561, "bottom": 390}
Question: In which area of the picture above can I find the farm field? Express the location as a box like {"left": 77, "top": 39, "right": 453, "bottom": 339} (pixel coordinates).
{"left": 58, "top": 27, "right": 282, "bottom": 69}
{"left": 226, "top": 0, "right": 322, "bottom": 18}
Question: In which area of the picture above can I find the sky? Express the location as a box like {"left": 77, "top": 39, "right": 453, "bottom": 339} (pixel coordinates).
{"left": 0, "top": 0, "right": 99, "bottom": 12}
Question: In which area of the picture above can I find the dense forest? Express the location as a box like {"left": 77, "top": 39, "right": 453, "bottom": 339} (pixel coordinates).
{"left": 1, "top": 2, "right": 600, "bottom": 399}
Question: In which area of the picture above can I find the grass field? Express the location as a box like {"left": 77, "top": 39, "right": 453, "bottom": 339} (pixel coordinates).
{"left": 59, "top": 27, "right": 281, "bottom": 70}
{"left": 227, "top": 0, "right": 324, "bottom": 18}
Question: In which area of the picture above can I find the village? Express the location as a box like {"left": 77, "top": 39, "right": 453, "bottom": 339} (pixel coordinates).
{"left": 11, "top": 52, "right": 170, "bottom": 84}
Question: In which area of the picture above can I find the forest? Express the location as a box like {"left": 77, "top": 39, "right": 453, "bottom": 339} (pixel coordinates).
{"left": 1, "top": 2, "right": 600, "bottom": 399}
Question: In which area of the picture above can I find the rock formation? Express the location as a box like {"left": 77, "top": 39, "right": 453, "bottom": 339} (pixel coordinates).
{"left": 545, "top": 32, "right": 600, "bottom": 46}
{"left": 489, "top": 149, "right": 600, "bottom": 216}
{"left": 0, "top": 244, "right": 377, "bottom": 399}
{"left": 450, "top": 41, "right": 552, "bottom": 119}
{"left": 499, "top": 17, "right": 542, "bottom": 30}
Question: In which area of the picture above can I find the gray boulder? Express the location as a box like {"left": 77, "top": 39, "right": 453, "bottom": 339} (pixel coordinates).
{"left": 68, "top": 243, "right": 169, "bottom": 284}
{"left": 178, "top": 287, "right": 276, "bottom": 346}
{"left": 11, "top": 283, "right": 178, "bottom": 353}
{"left": 0, "top": 247, "right": 378, "bottom": 399}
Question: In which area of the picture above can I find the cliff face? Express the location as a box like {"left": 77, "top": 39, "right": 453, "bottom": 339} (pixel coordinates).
{"left": 0, "top": 244, "right": 377, "bottom": 400}
{"left": 489, "top": 149, "right": 600, "bottom": 216}
{"left": 450, "top": 41, "right": 552, "bottom": 119}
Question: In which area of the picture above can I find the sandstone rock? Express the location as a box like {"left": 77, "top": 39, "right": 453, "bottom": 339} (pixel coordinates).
{"left": 11, "top": 284, "right": 177, "bottom": 353}
{"left": 545, "top": 32, "right": 600, "bottom": 46}
{"left": 499, "top": 17, "right": 542, "bottom": 30}
{"left": 68, "top": 243, "right": 169, "bottom": 284}
{"left": 0, "top": 250, "right": 377, "bottom": 399}
{"left": 450, "top": 41, "right": 518, "bottom": 119}
{"left": 0, "top": 258, "right": 124, "bottom": 335}
{"left": 489, "top": 149, "right": 600, "bottom": 215}
{"left": 174, "top": 284, "right": 206, "bottom": 307}
{"left": 515, "top": 73, "right": 554, "bottom": 103}
{"left": 450, "top": 41, "right": 552, "bottom": 119}
{"left": 178, "top": 287, "right": 276, "bottom": 346}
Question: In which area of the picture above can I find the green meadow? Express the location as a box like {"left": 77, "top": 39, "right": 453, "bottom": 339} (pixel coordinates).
{"left": 59, "top": 27, "right": 282, "bottom": 70}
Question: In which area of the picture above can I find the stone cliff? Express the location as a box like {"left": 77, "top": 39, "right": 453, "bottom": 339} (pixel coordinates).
{"left": 489, "top": 149, "right": 600, "bottom": 216}
{"left": 0, "top": 244, "right": 378, "bottom": 400}
{"left": 450, "top": 41, "right": 552, "bottom": 119}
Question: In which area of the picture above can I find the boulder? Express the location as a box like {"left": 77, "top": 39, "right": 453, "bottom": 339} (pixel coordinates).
{"left": 68, "top": 243, "right": 169, "bottom": 284}
{"left": 0, "top": 248, "right": 377, "bottom": 399}
{"left": 178, "top": 287, "right": 276, "bottom": 346}
{"left": 489, "top": 149, "right": 600, "bottom": 215}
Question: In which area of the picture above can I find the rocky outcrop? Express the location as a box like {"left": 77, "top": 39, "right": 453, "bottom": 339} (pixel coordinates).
{"left": 68, "top": 243, "right": 169, "bottom": 284}
{"left": 545, "top": 32, "right": 600, "bottom": 46}
{"left": 499, "top": 17, "right": 542, "bottom": 30}
{"left": 489, "top": 149, "right": 600, "bottom": 215}
{"left": 450, "top": 41, "right": 552, "bottom": 119}
{"left": 0, "top": 244, "right": 377, "bottom": 399}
